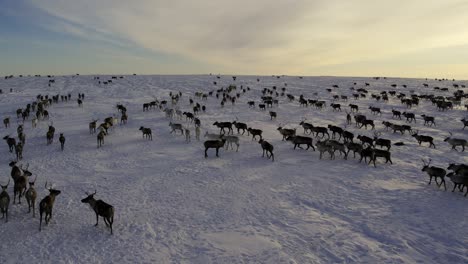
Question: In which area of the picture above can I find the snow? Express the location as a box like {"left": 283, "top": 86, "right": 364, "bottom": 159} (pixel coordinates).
{"left": 0, "top": 74, "right": 467, "bottom": 263}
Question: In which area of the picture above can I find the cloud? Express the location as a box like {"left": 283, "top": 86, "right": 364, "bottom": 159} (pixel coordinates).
{"left": 25, "top": 0, "right": 468, "bottom": 76}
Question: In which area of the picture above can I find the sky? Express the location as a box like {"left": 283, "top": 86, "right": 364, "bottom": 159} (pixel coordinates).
{"left": 1, "top": 0, "right": 468, "bottom": 79}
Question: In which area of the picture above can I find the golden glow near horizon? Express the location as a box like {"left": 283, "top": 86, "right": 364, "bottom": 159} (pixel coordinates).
{"left": 6, "top": 0, "right": 468, "bottom": 78}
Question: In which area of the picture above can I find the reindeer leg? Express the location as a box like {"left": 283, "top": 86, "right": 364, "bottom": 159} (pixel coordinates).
{"left": 95, "top": 212, "right": 99, "bottom": 226}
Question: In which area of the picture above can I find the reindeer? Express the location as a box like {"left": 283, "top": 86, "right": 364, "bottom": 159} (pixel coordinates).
{"left": 169, "top": 122, "right": 184, "bottom": 135}
{"left": 309, "top": 125, "right": 329, "bottom": 138}
{"left": 345, "top": 142, "right": 363, "bottom": 158}
{"left": 357, "top": 135, "right": 374, "bottom": 147}
{"left": 97, "top": 130, "right": 106, "bottom": 148}
{"left": 46, "top": 122, "right": 55, "bottom": 145}
{"left": 3, "top": 117, "right": 9, "bottom": 128}
{"left": 368, "top": 106, "right": 381, "bottom": 115}
{"left": 331, "top": 103, "right": 341, "bottom": 111}
{"left": 248, "top": 128, "right": 263, "bottom": 140}
{"left": 15, "top": 142, "right": 23, "bottom": 161}
{"left": 447, "top": 163, "right": 468, "bottom": 176}
{"left": 99, "top": 121, "right": 112, "bottom": 134}
{"left": 328, "top": 125, "right": 343, "bottom": 140}
{"left": 342, "top": 130, "right": 354, "bottom": 143}
{"left": 360, "top": 119, "right": 375, "bottom": 130}
{"left": 359, "top": 147, "right": 375, "bottom": 165}
{"left": 121, "top": 112, "right": 128, "bottom": 125}
{"left": 139, "top": 127, "right": 152, "bottom": 140}
{"left": 391, "top": 109, "right": 401, "bottom": 119}
{"left": 0, "top": 179, "right": 10, "bottom": 222}
{"left": 461, "top": 118, "right": 468, "bottom": 130}
{"left": 286, "top": 136, "right": 315, "bottom": 150}
{"left": 299, "top": 121, "right": 314, "bottom": 135}
{"left": 81, "top": 190, "right": 114, "bottom": 234}
{"left": 89, "top": 119, "right": 98, "bottom": 134}
{"left": 373, "top": 132, "right": 391, "bottom": 150}
{"left": 46, "top": 130, "right": 54, "bottom": 145}
{"left": 25, "top": 176, "right": 37, "bottom": 217}
{"left": 345, "top": 111, "right": 352, "bottom": 125}
{"left": 59, "top": 133, "right": 65, "bottom": 151}
{"left": 258, "top": 139, "right": 274, "bottom": 161}
{"left": 3, "top": 135, "right": 16, "bottom": 152}
{"left": 195, "top": 126, "right": 200, "bottom": 141}
{"left": 410, "top": 130, "right": 435, "bottom": 148}
{"left": 316, "top": 140, "right": 334, "bottom": 159}
{"left": 277, "top": 126, "right": 296, "bottom": 141}
{"left": 444, "top": 132, "right": 467, "bottom": 152}
{"left": 204, "top": 137, "right": 226, "bottom": 158}
{"left": 349, "top": 104, "right": 359, "bottom": 112}
{"left": 354, "top": 114, "right": 367, "bottom": 128}
{"left": 326, "top": 140, "right": 347, "bottom": 159}
{"left": 213, "top": 122, "right": 233, "bottom": 135}
{"left": 421, "top": 159, "right": 447, "bottom": 190}
{"left": 446, "top": 173, "right": 468, "bottom": 196}
{"left": 223, "top": 135, "right": 240, "bottom": 151}
{"left": 269, "top": 111, "right": 277, "bottom": 120}
{"left": 402, "top": 112, "right": 416, "bottom": 123}
{"left": 372, "top": 149, "right": 393, "bottom": 167}
{"left": 39, "top": 182, "right": 61, "bottom": 231}
{"left": 421, "top": 115, "right": 436, "bottom": 126}
{"left": 13, "top": 164, "right": 31, "bottom": 204}
{"left": 31, "top": 117, "right": 37, "bottom": 128}
{"left": 233, "top": 120, "right": 248, "bottom": 135}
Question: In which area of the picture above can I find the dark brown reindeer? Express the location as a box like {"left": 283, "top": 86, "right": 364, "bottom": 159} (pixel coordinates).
{"left": 259, "top": 139, "right": 274, "bottom": 161}
{"left": 204, "top": 137, "right": 226, "bottom": 158}
{"left": 25, "top": 176, "right": 37, "bottom": 217}
{"left": 3, "top": 135, "right": 16, "bottom": 153}
{"left": 0, "top": 179, "right": 10, "bottom": 222}
{"left": 421, "top": 159, "right": 447, "bottom": 190}
{"left": 81, "top": 190, "right": 114, "bottom": 234}
{"left": 39, "top": 182, "right": 61, "bottom": 231}
{"left": 12, "top": 163, "right": 32, "bottom": 204}
{"left": 59, "top": 133, "right": 65, "bottom": 151}
{"left": 3, "top": 117, "right": 10, "bottom": 128}
{"left": 412, "top": 130, "right": 435, "bottom": 148}
{"left": 89, "top": 119, "right": 98, "bottom": 134}
{"left": 97, "top": 130, "right": 107, "bottom": 148}
{"left": 139, "top": 126, "right": 152, "bottom": 140}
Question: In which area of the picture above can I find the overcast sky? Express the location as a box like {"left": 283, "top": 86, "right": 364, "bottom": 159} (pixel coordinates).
{"left": 1, "top": 0, "right": 468, "bottom": 78}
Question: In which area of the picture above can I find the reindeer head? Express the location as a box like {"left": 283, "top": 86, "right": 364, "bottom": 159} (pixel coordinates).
{"left": 443, "top": 132, "right": 453, "bottom": 142}
{"left": 28, "top": 176, "right": 37, "bottom": 187}
{"left": 81, "top": 190, "right": 96, "bottom": 204}
{"left": 0, "top": 179, "right": 10, "bottom": 190}
{"left": 421, "top": 159, "right": 431, "bottom": 171}
{"left": 45, "top": 182, "right": 61, "bottom": 196}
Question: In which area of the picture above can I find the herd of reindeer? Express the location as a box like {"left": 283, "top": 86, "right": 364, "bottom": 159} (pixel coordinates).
{"left": 1, "top": 74, "right": 468, "bottom": 235}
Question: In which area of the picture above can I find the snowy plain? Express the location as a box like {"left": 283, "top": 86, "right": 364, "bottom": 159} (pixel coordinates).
{"left": 0, "top": 74, "right": 467, "bottom": 264}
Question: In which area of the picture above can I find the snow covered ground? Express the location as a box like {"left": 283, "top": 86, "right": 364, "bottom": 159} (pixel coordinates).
{"left": 0, "top": 74, "right": 467, "bottom": 263}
